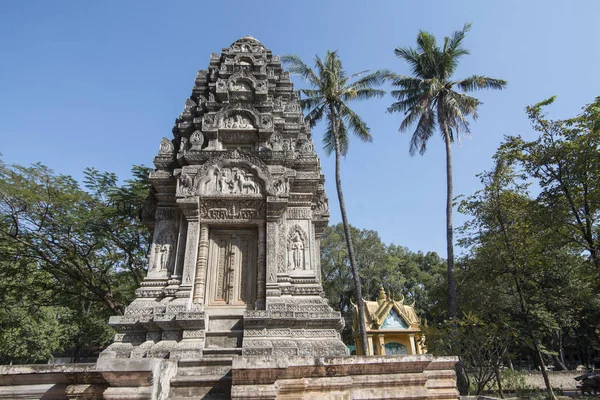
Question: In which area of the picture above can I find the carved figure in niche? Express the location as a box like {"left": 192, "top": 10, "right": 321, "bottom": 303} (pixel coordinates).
{"left": 270, "top": 133, "right": 282, "bottom": 151}
{"left": 216, "top": 79, "right": 227, "bottom": 91}
{"left": 290, "top": 232, "right": 304, "bottom": 270}
{"left": 287, "top": 226, "right": 309, "bottom": 271}
{"left": 159, "top": 244, "right": 172, "bottom": 271}
{"left": 241, "top": 43, "right": 250, "bottom": 52}
{"left": 178, "top": 137, "right": 188, "bottom": 157}
{"left": 223, "top": 114, "right": 253, "bottom": 129}
{"left": 189, "top": 130, "right": 204, "bottom": 151}
{"left": 208, "top": 92, "right": 215, "bottom": 102}
{"left": 158, "top": 138, "right": 174, "bottom": 156}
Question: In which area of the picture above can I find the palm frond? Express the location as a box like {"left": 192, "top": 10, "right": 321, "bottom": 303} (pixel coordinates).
{"left": 339, "top": 103, "right": 373, "bottom": 143}
{"left": 456, "top": 75, "right": 508, "bottom": 92}
{"left": 282, "top": 54, "right": 319, "bottom": 86}
{"left": 342, "top": 88, "right": 386, "bottom": 102}
{"left": 322, "top": 116, "right": 349, "bottom": 157}
{"left": 349, "top": 70, "right": 390, "bottom": 90}
{"left": 394, "top": 47, "right": 425, "bottom": 77}
{"left": 410, "top": 108, "right": 437, "bottom": 156}
{"left": 304, "top": 104, "right": 326, "bottom": 128}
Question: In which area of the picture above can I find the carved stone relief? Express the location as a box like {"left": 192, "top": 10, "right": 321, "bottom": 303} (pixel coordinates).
{"left": 229, "top": 80, "right": 252, "bottom": 92}
{"left": 221, "top": 114, "right": 254, "bottom": 130}
{"left": 270, "top": 133, "right": 282, "bottom": 151}
{"left": 313, "top": 193, "right": 329, "bottom": 214}
{"left": 158, "top": 138, "right": 174, "bottom": 156}
{"left": 299, "top": 140, "right": 315, "bottom": 154}
{"left": 189, "top": 130, "right": 204, "bottom": 151}
{"left": 199, "top": 199, "right": 265, "bottom": 221}
{"left": 202, "top": 166, "right": 262, "bottom": 195}
{"left": 287, "top": 225, "right": 309, "bottom": 272}
{"left": 149, "top": 226, "right": 176, "bottom": 273}
{"left": 277, "top": 217, "right": 286, "bottom": 274}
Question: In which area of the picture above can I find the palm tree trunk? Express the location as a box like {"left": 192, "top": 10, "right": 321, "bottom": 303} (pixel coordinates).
{"left": 331, "top": 111, "right": 369, "bottom": 356}
{"left": 444, "top": 133, "right": 457, "bottom": 319}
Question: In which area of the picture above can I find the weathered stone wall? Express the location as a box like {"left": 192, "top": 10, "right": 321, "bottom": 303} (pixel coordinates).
{"left": 0, "top": 359, "right": 169, "bottom": 400}
{"left": 0, "top": 355, "right": 459, "bottom": 400}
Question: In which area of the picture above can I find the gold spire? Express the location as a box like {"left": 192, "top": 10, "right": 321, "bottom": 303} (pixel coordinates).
{"left": 377, "top": 286, "right": 387, "bottom": 305}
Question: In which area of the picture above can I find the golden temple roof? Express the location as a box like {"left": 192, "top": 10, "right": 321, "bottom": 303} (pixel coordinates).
{"left": 352, "top": 287, "right": 421, "bottom": 331}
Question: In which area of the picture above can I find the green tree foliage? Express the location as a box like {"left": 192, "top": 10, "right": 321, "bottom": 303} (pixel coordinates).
{"left": 426, "top": 313, "right": 514, "bottom": 395}
{"left": 388, "top": 23, "right": 507, "bottom": 318}
{"left": 321, "top": 223, "right": 446, "bottom": 343}
{"left": 457, "top": 154, "right": 595, "bottom": 398}
{"left": 283, "top": 51, "right": 387, "bottom": 354}
{"left": 500, "top": 97, "right": 600, "bottom": 272}
{"left": 0, "top": 159, "right": 151, "bottom": 363}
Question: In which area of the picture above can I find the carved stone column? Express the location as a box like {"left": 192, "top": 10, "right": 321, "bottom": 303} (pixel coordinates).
{"left": 265, "top": 220, "right": 279, "bottom": 298}
{"left": 192, "top": 224, "right": 209, "bottom": 306}
{"left": 176, "top": 197, "right": 200, "bottom": 303}
{"left": 409, "top": 334, "right": 417, "bottom": 355}
{"left": 256, "top": 223, "right": 266, "bottom": 309}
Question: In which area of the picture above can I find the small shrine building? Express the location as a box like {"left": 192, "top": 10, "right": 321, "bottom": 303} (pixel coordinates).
{"left": 353, "top": 287, "right": 426, "bottom": 356}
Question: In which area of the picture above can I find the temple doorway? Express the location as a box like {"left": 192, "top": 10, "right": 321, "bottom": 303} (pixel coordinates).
{"left": 205, "top": 229, "right": 257, "bottom": 309}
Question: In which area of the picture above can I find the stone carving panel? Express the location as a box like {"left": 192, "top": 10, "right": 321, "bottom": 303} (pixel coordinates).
{"left": 287, "top": 225, "right": 309, "bottom": 272}
{"left": 221, "top": 114, "right": 254, "bottom": 130}
{"left": 277, "top": 217, "right": 286, "bottom": 274}
{"left": 313, "top": 192, "right": 329, "bottom": 214}
{"left": 199, "top": 199, "right": 265, "bottom": 221}
{"left": 189, "top": 130, "right": 204, "bottom": 151}
{"left": 158, "top": 138, "right": 174, "bottom": 156}
{"left": 202, "top": 166, "right": 262, "bottom": 195}
{"left": 270, "top": 133, "right": 282, "bottom": 151}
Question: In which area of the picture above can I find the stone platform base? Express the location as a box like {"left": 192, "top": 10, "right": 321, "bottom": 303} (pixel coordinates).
{"left": 0, "top": 355, "right": 458, "bottom": 400}
{"left": 231, "top": 355, "right": 458, "bottom": 400}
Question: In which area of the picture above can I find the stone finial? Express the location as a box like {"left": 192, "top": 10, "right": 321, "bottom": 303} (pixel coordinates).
{"left": 377, "top": 287, "right": 387, "bottom": 306}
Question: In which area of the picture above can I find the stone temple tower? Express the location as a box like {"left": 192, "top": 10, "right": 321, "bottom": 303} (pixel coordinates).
{"left": 101, "top": 36, "right": 348, "bottom": 361}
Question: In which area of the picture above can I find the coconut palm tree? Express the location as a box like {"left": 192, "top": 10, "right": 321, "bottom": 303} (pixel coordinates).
{"left": 282, "top": 51, "right": 387, "bottom": 355}
{"left": 388, "top": 23, "right": 507, "bottom": 319}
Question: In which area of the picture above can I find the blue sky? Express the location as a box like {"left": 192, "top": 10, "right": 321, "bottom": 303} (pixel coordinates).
{"left": 1, "top": 1, "right": 599, "bottom": 256}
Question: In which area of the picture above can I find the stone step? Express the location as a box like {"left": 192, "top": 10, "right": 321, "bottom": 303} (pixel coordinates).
{"left": 205, "top": 329, "right": 243, "bottom": 349}
{"left": 178, "top": 357, "right": 233, "bottom": 367}
{"left": 169, "top": 382, "right": 231, "bottom": 399}
{"left": 176, "top": 365, "right": 232, "bottom": 376}
{"left": 202, "top": 347, "right": 243, "bottom": 358}
{"left": 207, "top": 315, "right": 244, "bottom": 331}
{"left": 170, "top": 374, "right": 232, "bottom": 387}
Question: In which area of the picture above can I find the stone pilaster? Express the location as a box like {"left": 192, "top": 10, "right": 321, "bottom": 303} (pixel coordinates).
{"left": 256, "top": 223, "right": 266, "bottom": 309}
{"left": 192, "top": 224, "right": 209, "bottom": 306}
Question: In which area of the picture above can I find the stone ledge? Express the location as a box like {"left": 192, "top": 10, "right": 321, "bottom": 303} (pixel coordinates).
{"left": 230, "top": 355, "right": 459, "bottom": 400}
